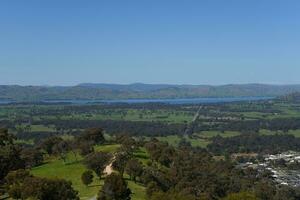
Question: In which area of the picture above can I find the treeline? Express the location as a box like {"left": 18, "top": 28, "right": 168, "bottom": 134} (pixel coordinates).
{"left": 35, "top": 119, "right": 186, "bottom": 137}
{"left": 16, "top": 131, "right": 81, "bottom": 142}
{"left": 0, "top": 127, "right": 109, "bottom": 199}
{"left": 194, "top": 117, "right": 300, "bottom": 133}
{"left": 141, "top": 139, "right": 300, "bottom": 200}
{"left": 3, "top": 127, "right": 300, "bottom": 200}
{"left": 207, "top": 133, "right": 300, "bottom": 155}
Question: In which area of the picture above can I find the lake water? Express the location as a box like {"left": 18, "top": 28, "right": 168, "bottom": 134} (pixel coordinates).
{"left": 0, "top": 97, "right": 274, "bottom": 105}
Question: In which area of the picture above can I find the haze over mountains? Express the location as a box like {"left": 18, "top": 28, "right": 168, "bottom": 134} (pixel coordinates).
{"left": 1, "top": 83, "right": 300, "bottom": 101}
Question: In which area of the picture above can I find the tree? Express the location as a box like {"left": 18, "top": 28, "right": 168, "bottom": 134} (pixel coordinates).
{"left": 146, "top": 181, "right": 160, "bottom": 198}
{"left": 39, "top": 136, "right": 63, "bottom": 155}
{"left": 5, "top": 169, "right": 31, "bottom": 199}
{"left": 5, "top": 170, "right": 79, "bottom": 200}
{"left": 125, "top": 159, "right": 143, "bottom": 183}
{"left": 81, "top": 170, "right": 94, "bottom": 187}
{"left": 0, "top": 128, "right": 24, "bottom": 181}
{"left": 117, "top": 135, "right": 137, "bottom": 152}
{"left": 22, "top": 177, "right": 79, "bottom": 200}
{"left": 150, "top": 190, "right": 195, "bottom": 200}
{"left": 254, "top": 181, "right": 276, "bottom": 200}
{"left": 97, "top": 173, "right": 131, "bottom": 200}
{"left": 112, "top": 151, "right": 131, "bottom": 177}
{"left": 20, "top": 147, "right": 43, "bottom": 168}
{"left": 222, "top": 192, "right": 258, "bottom": 200}
{"left": 77, "top": 128, "right": 105, "bottom": 145}
{"left": 84, "top": 152, "right": 112, "bottom": 179}
{"left": 78, "top": 141, "right": 94, "bottom": 156}
{"left": 52, "top": 140, "right": 70, "bottom": 163}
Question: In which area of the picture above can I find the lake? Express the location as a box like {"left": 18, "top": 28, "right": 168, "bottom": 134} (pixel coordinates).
{"left": 0, "top": 97, "right": 274, "bottom": 105}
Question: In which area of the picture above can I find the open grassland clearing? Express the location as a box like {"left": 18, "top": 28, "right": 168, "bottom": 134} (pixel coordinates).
{"left": 31, "top": 144, "right": 146, "bottom": 200}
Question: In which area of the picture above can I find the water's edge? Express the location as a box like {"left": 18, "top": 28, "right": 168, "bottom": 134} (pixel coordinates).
{"left": 0, "top": 97, "right": 274, "bottom": 105}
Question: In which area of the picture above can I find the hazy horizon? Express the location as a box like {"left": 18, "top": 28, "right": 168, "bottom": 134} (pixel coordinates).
{"left": 2, "top": 82, "right": 300, "bottom": 87}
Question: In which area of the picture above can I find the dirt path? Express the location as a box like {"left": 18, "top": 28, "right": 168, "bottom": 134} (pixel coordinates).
{"left": 103, "top": 156, "right": 115, "bottom": 175}
{"left": 103, "top": 162, "right": 113, "bottom": 175}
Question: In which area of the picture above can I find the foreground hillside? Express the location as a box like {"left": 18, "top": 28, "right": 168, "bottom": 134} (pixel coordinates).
{"left": 2, "top": 83, "right": 300, "bottom": 101}
{"left": 2, "top": 127, "right": 300, "bottom": 200}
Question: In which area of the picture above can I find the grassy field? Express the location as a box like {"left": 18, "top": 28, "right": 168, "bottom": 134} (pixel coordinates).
{"left": 196, "top": 131, "right": 241, "bottom": 138}
{"left": 259, "top": 129, "right": 300, "bottom": 137}
{"left": 94, "top": 144, "right": 121, "bottom": 152}
{"left": 0, "top": 105, "right": 195, "bottom": 127}
{"left": 133, "top": 147, "right": 150, "bottom": 165}
{"left": 30, "top": 125, "right": 56, "bottom": 132}
{"left": 53, "top": 109, "right": 193, "bottom": 123}
{"left": 32, "top": 154, "right": 100, "bottom": 199}
{"left": 31, "top": 144, "right": 146, "bottom": 200}
{"left": 156, "top": 135, "right": 209, "bottom": 148}
{"left": 154, "top": 131, "right": 242, "bottom": 148}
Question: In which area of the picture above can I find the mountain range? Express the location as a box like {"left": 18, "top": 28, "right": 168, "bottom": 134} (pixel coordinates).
{"left": 1, "top": 83, "right": 300, "bottom": 101}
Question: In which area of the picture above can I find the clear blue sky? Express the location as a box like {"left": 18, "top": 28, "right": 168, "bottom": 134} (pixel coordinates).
{"left": 1, "top": 0, "right": 300, "bottom": 86}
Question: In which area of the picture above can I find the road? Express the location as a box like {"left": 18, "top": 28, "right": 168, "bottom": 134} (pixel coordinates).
{"left": 184, "top": 106, "right": 202, "bottom": 135}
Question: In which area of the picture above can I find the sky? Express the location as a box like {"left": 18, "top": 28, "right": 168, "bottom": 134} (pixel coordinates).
{"left": 0, "top": 0, "right": 300, "bottom": 86}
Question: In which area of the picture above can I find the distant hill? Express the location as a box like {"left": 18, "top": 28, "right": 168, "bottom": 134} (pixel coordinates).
{"left": 1, "top": 83, "right": 300, "bottom": 101}
{"left": 78, "top": 83, "right": 174, "bottom": 92}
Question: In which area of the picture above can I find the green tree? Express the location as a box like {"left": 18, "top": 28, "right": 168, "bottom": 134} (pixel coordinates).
{"left": 52, "top": 140, "right": 70, "bottom": 163}
{"left": 39, "top": 136, "right": 63, "bottom": 155}
{"left": 126, "top": 159, "right": 143, "bottom": 183}
{"left": 78, "top": 141, "right": 94, "bottom": 156}
{"left": 22, "top": 177, "right": 79, "bottom": 200}
{"left": 112, "top": 151, "right": 131, "bottom": 177}
{"left": 84, "top": 151, "right": 112, "bottom": 179}
{"left": 222, "top": 192, "right": 258, "bottom": 200}
{"left": 20, "top": 147, "right": 44, "bottom": 168}
{"left": 0, "top": 128, "right": 24, "bottom": 181}
{"left": 146, "top": 181, "right": 160, "bottom": 198}
{"left": 81, "top": 170, "right": 94, "bottom": 187}
{"left": 150, "top": 190, "right": 195, "bottom": 200}
{"left": 78, "top": 128, "right": 105, "bottom": 145}
{"left": 98, "top": 173, "right": 131, "bottom": 200}
{"left": 5, "top": 170, "right": 79, "bottom": 200}
{"left": 5, "top": 169, "right": 31, "bottom": 199}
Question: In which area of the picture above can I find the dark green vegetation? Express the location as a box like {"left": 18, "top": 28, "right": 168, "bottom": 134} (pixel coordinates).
{"left": 2, "top": 127, "right": 300, "bottom": 200}
{"left": 2, "top": 83, "right": 300, "bottom": 101}
{"left": 2, "top": 94, "right": 300, "bottom": 145}
{"left": 2, "top": 95, "right": 300, "bottom": 199}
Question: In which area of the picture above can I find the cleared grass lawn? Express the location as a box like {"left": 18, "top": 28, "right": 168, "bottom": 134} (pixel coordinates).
{"left": 154, "top": 131, "right": 242, "bottom": 148}
{"left": 133, "top": 147, "right": 150, "bottom": 165}
{"left": 94, "top": 144, "right": 121, "bottom": 152}
{"left": 30, "top": 124, "right": 56, "bottom": 132}
{"left": 127, "top": 178, "right": 146, "bottom": 200}
{"left": 259, "top": 129, "right": 300, "bottom": 137}
{"left": 53, "top": 109, "right": 193, "bottom": 123}
{"left": 32, "top": 154, "right": 102, "bottom": 200}
{"left": 197, "top": 131, "right": 241, "bottom": 138}
{"left": 156, "top": 135, "right": 210, "bottom": 148}
{"left": 31, "top": 144, "right": 145, "bottom": 200}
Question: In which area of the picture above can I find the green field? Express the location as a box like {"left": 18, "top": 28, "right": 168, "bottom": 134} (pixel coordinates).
{"left": 156, "top": 135, "right": 209, "bottom": 148}
{"left": 153, "top": 131, "right": 242, "bottom": 148}
{"left": 259, "top": 129, "right": 300, "bottom": 137}
{"left": 133, "top": 147, "right": 150, "bottom": 165}
{"left": 196, "top": 131, "right": 241, "bottom": 138}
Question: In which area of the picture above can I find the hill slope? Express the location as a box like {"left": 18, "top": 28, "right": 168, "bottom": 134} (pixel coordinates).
{"left": 1, "top": 83, "right": 300, "bottom": 101}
